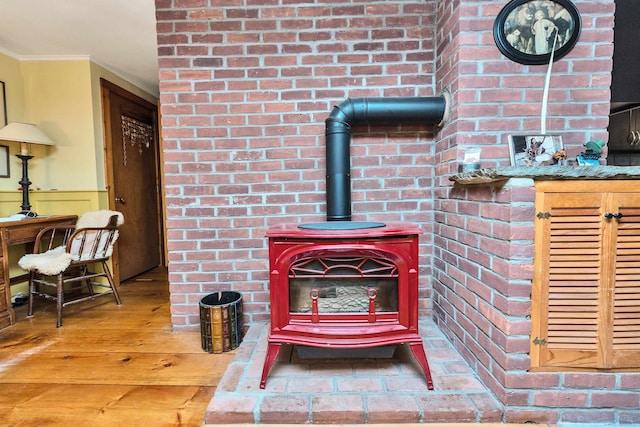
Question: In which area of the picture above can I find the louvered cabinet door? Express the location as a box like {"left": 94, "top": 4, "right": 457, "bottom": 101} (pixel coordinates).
{"left": 531, "top": 191, "right": 606, "bottom": 369}
{"left": 532, "top": 185, "right": 640, "bottom": 371}
{"left": 610, "top": 193, "right": 640, "bottom": 368}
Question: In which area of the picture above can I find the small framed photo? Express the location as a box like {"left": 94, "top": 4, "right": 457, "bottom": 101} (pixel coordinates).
{"left": 509, "top": 134, "right": 564, "bottom": 166}
{"left": 0, "top": 145, "right": 9, "bottom": 178}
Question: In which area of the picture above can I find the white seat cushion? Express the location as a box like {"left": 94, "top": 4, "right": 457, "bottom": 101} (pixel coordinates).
{"left": 18, "top": 246, "right": 75, "bottom": 276}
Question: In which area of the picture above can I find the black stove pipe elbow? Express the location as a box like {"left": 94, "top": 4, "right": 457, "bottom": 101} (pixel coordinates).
{"left": 325, "top": 95, "right": 449, "bottom": 222}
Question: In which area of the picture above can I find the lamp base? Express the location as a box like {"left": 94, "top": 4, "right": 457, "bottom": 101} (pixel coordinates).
{"left": 16, "top": 154, "right": 34, "bottom": 217}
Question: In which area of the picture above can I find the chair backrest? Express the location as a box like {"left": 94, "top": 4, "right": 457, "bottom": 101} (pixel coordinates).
{"left": 76, "top": 209, "right": 125, "bottom": 229}
{"left": 68, "top": 212, "right": 123, "bottom": 261}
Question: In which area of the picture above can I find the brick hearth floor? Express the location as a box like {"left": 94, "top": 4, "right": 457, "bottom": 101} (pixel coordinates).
{"left": 204, "top": 319, "right": 504, "bottom": 424}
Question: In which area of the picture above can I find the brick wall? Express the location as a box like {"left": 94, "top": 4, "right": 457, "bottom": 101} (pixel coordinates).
{"left": 156, "top": 0, "right": 639, "bottom": 423}
{"left": 156, "top": 0, "right": 440, "bottom": 328}
{"left": 431, "top": 0, "right": 639, "bottom": 424}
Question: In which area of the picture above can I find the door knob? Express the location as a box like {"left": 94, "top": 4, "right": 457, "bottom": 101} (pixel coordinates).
{"left": 115, "top": 197, "right": 126, "bottom": 204}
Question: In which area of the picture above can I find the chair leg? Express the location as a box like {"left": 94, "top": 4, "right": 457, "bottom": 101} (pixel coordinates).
{"left": 82, "top": 266, "right": 95, "bottom": 296}
{"left": 102, "top": 261, "right": 122, "bottom": 305}
{"left": 56, "top": 273, "right": 64, "bottom": 328}
{"left": 27, "top": 271, "right": 35, "bottom": 318}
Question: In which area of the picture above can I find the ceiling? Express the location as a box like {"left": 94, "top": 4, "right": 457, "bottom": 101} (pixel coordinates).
{"left": 0, "top": 0, "right": 159, "bottom": 96}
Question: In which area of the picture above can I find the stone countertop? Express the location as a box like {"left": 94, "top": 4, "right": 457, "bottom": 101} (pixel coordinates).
{"left": 449, "top": 166, "right": 640, "bottom": 185}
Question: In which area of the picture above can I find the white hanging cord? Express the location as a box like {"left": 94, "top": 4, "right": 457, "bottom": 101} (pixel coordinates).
{"left": 540, "top": 31, "right": 559, "bottom": 135}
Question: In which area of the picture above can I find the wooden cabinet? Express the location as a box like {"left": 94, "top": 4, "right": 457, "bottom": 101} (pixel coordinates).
{"left": 531, "top": 181, "right": 640, "bottom": 370}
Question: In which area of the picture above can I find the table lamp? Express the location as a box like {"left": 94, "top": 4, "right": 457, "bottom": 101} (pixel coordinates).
{"left": 0, "top": 122, "right": 55, "bottom": 217}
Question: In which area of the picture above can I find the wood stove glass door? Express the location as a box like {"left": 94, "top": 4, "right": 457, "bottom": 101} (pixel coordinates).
{"left": 288, "top": 255, "right": 399, "bottom": 317}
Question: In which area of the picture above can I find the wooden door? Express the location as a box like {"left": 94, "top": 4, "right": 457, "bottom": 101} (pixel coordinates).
{"left": 531, "top": 184, "right": 640, "bottom": 370}
{"left": 531, "top": 191, "right": 606, "bottom": 369}
{"left": 610, "top": 192, "right": 640, "bottom": 368}
{"left": 101, "top": 79, "right": 163, "bottom": 282}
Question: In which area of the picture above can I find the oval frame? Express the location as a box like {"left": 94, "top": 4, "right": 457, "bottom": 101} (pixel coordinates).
{"left": 493, "top": 0, "right": 581, "bottom": 65}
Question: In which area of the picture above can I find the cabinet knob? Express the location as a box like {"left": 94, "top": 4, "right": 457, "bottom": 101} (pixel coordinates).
{"left": 603, "top": 212, "right": 623, "bottom": 219}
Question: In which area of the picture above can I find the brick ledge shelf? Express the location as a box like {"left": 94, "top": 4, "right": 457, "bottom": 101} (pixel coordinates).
{"left": 450, "top": 165, "right": 640, "bottom": 185}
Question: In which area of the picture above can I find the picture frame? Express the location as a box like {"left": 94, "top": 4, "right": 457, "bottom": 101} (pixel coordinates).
{"left": 493, "top": 0, "right": 581, "bottom": 65}
{"left": 0, "top": 145, "right": 9, "bottom": 178}
{"left": 0, "top": 81, "right": 6, "bottom": 127}
{"left": 509, "top": 134, "right": 564, "bottom": 166}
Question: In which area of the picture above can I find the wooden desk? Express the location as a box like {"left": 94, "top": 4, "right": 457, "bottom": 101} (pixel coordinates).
{"left": 0, "top": 215, "right": 77, "bottom": 330}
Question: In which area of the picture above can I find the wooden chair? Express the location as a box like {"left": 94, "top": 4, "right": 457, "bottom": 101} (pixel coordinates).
{"left": 19, "top": 210, "right": 124, "bottom": 327}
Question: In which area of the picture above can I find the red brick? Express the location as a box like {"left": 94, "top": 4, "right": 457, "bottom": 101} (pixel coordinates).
{"left": 620, "top": 410, "right": 640, "bottom": 424}
{"left": 533, "top": 391, "right": 589, "bottom": 407}
{"left": 505, "top": 372, "right": 561, "bottom": 389}
{"left": 311, "top": 394, "right": 365, "bottom": 424}
{"left": 620, "top": 373, "right": 640, "bottom": 389}
{"left": 563, "top": 373, "right": 617, "bottom": 389}
{"left": 417, "top": 394, "right": 476, "bottom": 422}
{"left": 287, "top": 376, "right": 333, "bottom": 393}
{"left": 468, "top": 393, "right": 503, "bottom": 423}
{"left": 259, "top": 395, "right": 310, "bottom": 424}
{"left": 365, "top": 394, "right": 421, "bottom": 424}
{"left": 432, "top": 374, "right": 487, "bottom": 391}
{"left": 504, "top": 408, "right": 559, "bottom": 424}
{"left": 562, "top": 409, "right": 617, "bottom": 424}
{"left": 204, "top": 395, "right": 258, "bottom": 424}
{"left": 591, "top": 392, "right": 640, "bottom": 408}
{"left": 336, "top": 377, "right": 384, "bottom": 392}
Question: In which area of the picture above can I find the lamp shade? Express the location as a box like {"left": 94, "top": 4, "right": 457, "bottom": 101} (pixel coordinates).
{"left": 0, "top": 122, "right": 55, "bottom": 146}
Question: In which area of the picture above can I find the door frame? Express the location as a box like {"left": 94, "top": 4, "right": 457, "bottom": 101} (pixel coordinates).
{"left": 100, "top": 78, "right": 166, "bottom": 284}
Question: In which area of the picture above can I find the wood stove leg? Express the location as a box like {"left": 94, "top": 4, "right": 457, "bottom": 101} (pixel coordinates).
{"left": 260, "top": 342, "right": 282, "bottom": 389}
{"left": 409, "top": 342, "right": 434, "bottom": 390}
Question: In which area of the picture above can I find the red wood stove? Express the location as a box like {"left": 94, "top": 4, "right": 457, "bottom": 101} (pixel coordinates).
{"left": 260, "top": 221, "right": 433, "bottom": 389}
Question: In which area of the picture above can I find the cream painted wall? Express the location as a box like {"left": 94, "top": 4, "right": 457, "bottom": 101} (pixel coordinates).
{"left": 0, "top": 190, "right": 103, "bottom": 217}
{"left": 0, "top": 53, "right": 26, "bottom": 197}
{"left": 0, "top": 51, "right": 158, "bottom": 299}
{"left": 0, "top": 52, "right": 157, "bottom": 195}
{"left": 21, "top": 60, "right": 99, "bottom": 191}
{"left": 0, "top": 52, "right": 25, "bottom": 123}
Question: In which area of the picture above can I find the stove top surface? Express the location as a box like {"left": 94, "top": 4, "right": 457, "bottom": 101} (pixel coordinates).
{"left": 297, "top": 221, "right": 386, "bottom": 230}
{"left": 266, "top": 221, "right": 422, "bottom": 238}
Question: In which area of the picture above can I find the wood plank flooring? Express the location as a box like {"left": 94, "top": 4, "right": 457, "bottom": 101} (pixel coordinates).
{"left": 0, "top": 268, "right": 547, "bottom": 427}
{"left": 0, "top": 267, "right": 234, "bottom": 427}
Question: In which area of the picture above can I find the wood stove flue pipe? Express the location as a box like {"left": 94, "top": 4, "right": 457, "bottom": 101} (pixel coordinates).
{"left": 324, "top": 94, "right": 450, "bottom": 222}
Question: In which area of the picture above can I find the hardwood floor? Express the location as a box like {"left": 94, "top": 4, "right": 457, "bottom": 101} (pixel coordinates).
{"left": 0, "top": 267, "right": 235, "bottom": 427}
{"left": 0, "top": 268, "right": 547, "bottom": 427}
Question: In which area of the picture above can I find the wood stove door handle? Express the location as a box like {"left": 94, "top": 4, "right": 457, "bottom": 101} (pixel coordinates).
{"left": 310, "top": 289, "right": 319, "bottom": 323}
{"left": 368, "top": 288, "right": 377, "bottom": 322}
